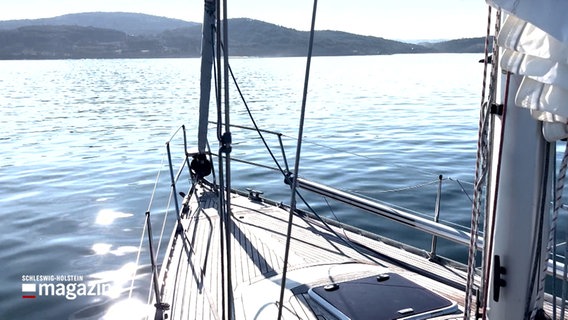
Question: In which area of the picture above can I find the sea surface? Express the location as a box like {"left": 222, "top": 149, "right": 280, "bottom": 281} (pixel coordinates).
{"left": 0, "top": 54, "right": 483, "bottom": 319}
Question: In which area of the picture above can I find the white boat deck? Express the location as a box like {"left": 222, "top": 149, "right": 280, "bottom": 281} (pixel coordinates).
{"left": 154, "top": 183, "right": 474, "bottom": 319}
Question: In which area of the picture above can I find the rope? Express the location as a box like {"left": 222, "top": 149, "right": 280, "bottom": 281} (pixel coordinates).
{"left": 550, "top": 147, "right": 559, "bottom": 320}
{"left": 478, "top": 70, "right": 511, "bottom": 320}
{"left": 277, "top": 1, "right": 318, "bottom": 318}
{"left": 543, "top": 140, "right": 568, "bottom": 319}
{"left": 464, "top": 6, "right": 499, "bottom": 319}
{"left": 476, "top": 9, "right": 503, "bottom": 320}
{"left": 531, "top": 143, "right": 568, "bottom": 319}
{"left": 562, "top": 203, "right": 568, "bottom": 319}
{"left": 553, "top": 142, "right": 568, "bottom": 320}
{"left": 527, "top": 142, "right": 551, "bottom": 319}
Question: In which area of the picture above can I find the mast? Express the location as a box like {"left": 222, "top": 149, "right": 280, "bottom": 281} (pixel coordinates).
{"left": 196, "top": 0, "right": 216, "bottom": 155}
{"left": 482, "top": 1, "right": 568, "bottom": 317}
{"left": 190, "top": 0, "right": 215, "bottom": 181}
{"left": 485, "top": 71, "right": 552, "bottom": 319}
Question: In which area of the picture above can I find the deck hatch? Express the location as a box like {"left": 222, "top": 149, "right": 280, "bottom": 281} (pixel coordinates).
{"left": 308, "top": 272, "right": 458, "bottom": 319}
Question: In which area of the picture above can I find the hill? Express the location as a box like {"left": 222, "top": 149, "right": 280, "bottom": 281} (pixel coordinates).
{"left": 0, "top": 25, "right": 163, "bottom": 59}
{"left": 0, "top": 12, "right": 486, "bottom": 60}
{"left": 423, "top": 37, "right": 493, "bottom": 53}
{"left": 161, "top": 18, "right": 435, "bottom": 57}
{"left": 0, "top": 12, "right": 198, "bottom": 36}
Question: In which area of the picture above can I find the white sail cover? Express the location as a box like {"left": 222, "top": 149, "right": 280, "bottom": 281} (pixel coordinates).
{"left": 487, "top": 0, "right": 568, "bottom": 43}
{"left": 487, "top": 1, "right": 568, "bottom": 141}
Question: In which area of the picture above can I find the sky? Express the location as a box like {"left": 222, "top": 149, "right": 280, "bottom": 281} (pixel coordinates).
{"left": 1, "top": 0, "right": 489, "bottom": 41}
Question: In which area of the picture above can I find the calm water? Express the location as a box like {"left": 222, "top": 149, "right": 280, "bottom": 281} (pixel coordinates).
{"left": 0, "top": 54, "right": 482, "bottom": 319}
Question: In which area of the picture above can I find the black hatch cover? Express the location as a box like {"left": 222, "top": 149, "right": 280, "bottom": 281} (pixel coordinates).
{"left": 308, "top": 272, "right": 458, "bottom": 319}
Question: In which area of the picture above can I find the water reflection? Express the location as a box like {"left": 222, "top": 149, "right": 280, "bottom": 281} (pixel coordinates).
{"left": 99, "top": 262, "right": 152, "bottom": 319}
{"left": 103, "top": 298, "right": 153, "bottom": 320}
{"left": 89, "top": 262, "right": 138, "bottom": 299}
{"left": 69, "top": 261, "right": 149, "bottom": 320}
{"left": 95, "top": 209, "right": 133, "bottom": 225}
{"left": 92, "top": 243, "right": 139, "bottom": 256}
{"left": 92, "top": 243, "right": 112, "bottom": 255}
{"left": 70, "top": 298, "right": 151, "bottom": 320}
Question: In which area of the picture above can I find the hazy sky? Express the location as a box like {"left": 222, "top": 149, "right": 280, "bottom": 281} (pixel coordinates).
{"left": 1, "top": 0, "right": 489, "bottom": 40}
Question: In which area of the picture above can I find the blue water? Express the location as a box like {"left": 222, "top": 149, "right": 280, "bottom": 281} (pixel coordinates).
{"left": 0, "top": 54, "right": 483, "bottom": 319}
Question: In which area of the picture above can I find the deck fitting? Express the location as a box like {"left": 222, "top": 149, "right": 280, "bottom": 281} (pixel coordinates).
{"left": 377, "top": 273, "right": 390, "bottom": 282}
{"left": 246, "top": 188, "right": 264, "bottom": 202}
{"left": 324, "top": 283, "right": 339, "bottom": 291}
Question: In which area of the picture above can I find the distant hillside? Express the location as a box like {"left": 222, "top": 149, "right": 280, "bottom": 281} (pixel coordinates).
{"left": 312, "top": 30, "right": 431, "bottom": 56}
{"left": 0, "top": 12, "right": 486, "bottom": 60}
{"left": 0, "top": 25, "right": 164, "bottom": 59}
{"left": 0, "top": 12, "right": 198, "bottom": 35}
{"left": 424, "top": 37, "right": 492, "bottom": 53}
{"left": 227, "top": 19, "right": 435, "bottom": 56}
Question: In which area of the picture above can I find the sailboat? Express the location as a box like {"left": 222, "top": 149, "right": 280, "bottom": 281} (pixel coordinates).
{"left": 135, "top": 0, "right": 568, "bottom": 319}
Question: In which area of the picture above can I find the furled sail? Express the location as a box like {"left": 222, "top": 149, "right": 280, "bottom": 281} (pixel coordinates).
{"left": 197, "top": 0, "right": 216, "bottom": 154}
{"left": 487, "top": 0, "right": 568, "bottom": 141}
{"left": 487, "top": 0, "right": 568, "bottom": 43}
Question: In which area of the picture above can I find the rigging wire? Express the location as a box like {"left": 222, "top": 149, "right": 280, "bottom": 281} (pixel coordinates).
{"left": 449, "top": 178, "right": 474, "bottom": 204}
{"left": 532, "top": 141, "right": 568, "bottom": 320}
{"left": 225, "top": 65, "right": 472, "bottom": 199}
{"left": 527, "top": 142, "right": 552, "bottom": 319}
{"left": 213, "top": 6, "right": 481, "bottom": 319}
{"left": 224, "top": 54, "right": 473, "bottom": 199}
{"left": 277, "top": 0, "right": 318, "bottom": 318}
{"left": 562, "top": 198, "right": 568, "bottom": 319}
{"left": 212, "top": 1, "right": 228, "bottom": 318}
{"left": 223, "top": 10, "right": 235, "bottom": 320}
{"left": 355, "top": 177, "right": 442, "bottom": 194}
{"left": 479, "top": 9, "right": 503, "bottom": 320}
{"left": 213, "top": 0, "right": 234, "bottom": 317}
{"left": 464, "top": 5, "right": 498, "bottom": 319}
{"left": 551, "top": 145, "right": 559, "bottom": 320}
{"left": 552, "top": 141, "right": 568, "bottom": 319}
{"left": 224, "top": 64, "right": 403, "bottom": 267}
{"left": 225, "top": 62, "right": 287, "bottom": 176}
{"left": 215, "top": 122, "right": 475, "bottom": 210}
{"left": 221, "top": 27, "right": 397, "bottom": 271}
{"left": 130, "top": 220, "right": 147, "bottom": 300}
{"left": 321, "top": 196, "right": 387, "bottom": 266}
{"left": 277, "top": 132, "right": 449, "bottom": 179}
{"left": 220, "top": 26, "right": 481, "bottom": 283}
{"left": 131, "top": 126, "right": 183, "bottom": 304}
{"left": 130, "top": 148, "right": 166, "bottom": 301}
